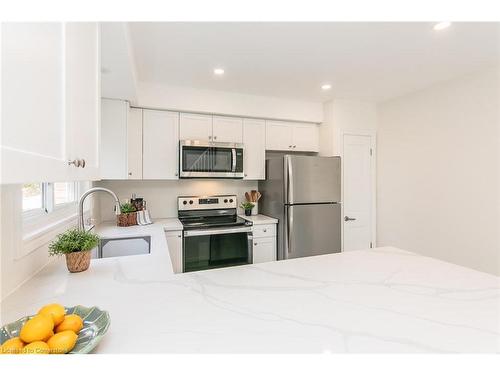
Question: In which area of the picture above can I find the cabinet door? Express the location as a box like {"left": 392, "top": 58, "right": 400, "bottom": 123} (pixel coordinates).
{"left": 265, "top": 121, "right": 293, "bottom": 151}
{"left": 253, "top": 237, "right": 277, "bottom": 264}
{"left": 212, "top": 116, "right": 243, "bottom": 143}
{"left": 166, "top": 231, "right": 183, "bottom": 273}
{"left": 143, "top": 110, "right": 179, "bottom": 179}
{"left": 127, "top": 108, "right": 143, "bottom": 179}
{"left": 1, "top": 23, "right": 68, "bottom": 183}
{"left": 65, "top": 22, "right": 100, "bottom": 181}
{"left": 179, "top": 113, "right": 212, "bottom": 141}
{"left": 243, "top": 119, "right": 265, "bottom": 180}
{"left": 293, "top": 123, "right": 319, "bottom": 152}
{"left": 100, "top": 99, "right": 128, "bottom": 179}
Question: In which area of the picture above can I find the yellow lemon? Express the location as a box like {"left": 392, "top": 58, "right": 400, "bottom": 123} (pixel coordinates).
{"left": 21, "top": 341, "right": 50, "bottom": 354}
{"left": 47, "top": 331, "right": 77, "bottom": 354}
{"left": 38, "top": 303, "right": 66, "bottom": 326}
{"left": 19, "top": 314, "right": 54, "bottom": 343}
{"left": 0, "top": 337, "right": 25, "bottom": 354}
{"left": 55, "top": 314, "right": 83, "bottom": 334}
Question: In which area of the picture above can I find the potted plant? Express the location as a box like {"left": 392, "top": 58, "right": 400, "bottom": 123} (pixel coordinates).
{"left": 49, "top": 228, "right": 100, "bottom": 273}
{"left": 240, "top": 202, "right": 255, "bottom": 217}
{"left": 117, "top": 202, "right": 137, "bottom": 227}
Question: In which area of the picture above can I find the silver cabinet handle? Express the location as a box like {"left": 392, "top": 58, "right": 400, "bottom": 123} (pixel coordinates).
{"left": 293, "top": 145, "right": 296, "bottom": 149}
{"left": 263, "top": 229, "right": 267, "bottom": 232}
{"left": 208, "top": 135, "right": 212, "bottom": 140}
{"left": 214, "top": 136, "right": 217, "bottom": 140}
{"left": 128, "top": 172, "right": 132, "bottom": 176}
{"left": 68, "top": 159, "right": 85, "bottom": 168}
{"left": 177, "top": 235, "right": 182, "bottom": 238}
{"left": 344, "top": 216, "right": 356, "bottom": 221}
{"left": 175, "top": 172, "right": 178, "bottom": 176}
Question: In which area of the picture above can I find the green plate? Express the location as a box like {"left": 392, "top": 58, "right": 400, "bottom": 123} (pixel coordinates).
{"left": 0, "top": 305, "right": 110, "bottom": 354}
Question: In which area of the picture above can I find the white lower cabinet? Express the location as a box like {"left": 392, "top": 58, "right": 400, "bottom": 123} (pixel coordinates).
{"left": 252, "top": 224, "right": 277, "bottom": 264}
{"left": 165, "top": 230, "right": 183, "bottom": 273}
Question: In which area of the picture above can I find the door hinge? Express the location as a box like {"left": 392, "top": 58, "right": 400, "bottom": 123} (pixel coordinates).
{"left": 370, "top": 242, "right": 373, "bottom": 248}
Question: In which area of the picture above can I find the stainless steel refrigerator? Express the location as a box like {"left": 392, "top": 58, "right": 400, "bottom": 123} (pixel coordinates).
{"left": 258, "top": 155, "right": 341, "bottom": 260}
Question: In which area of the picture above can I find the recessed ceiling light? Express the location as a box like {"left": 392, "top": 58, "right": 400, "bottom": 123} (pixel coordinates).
{"left": 321, "top": 84, "right": 332, "bottom": 90}
{"left": 433, "top": 22, "right": 451, "bottom": 31}
{"left": 213, "top": 68, "right": 225, "bottom": 75}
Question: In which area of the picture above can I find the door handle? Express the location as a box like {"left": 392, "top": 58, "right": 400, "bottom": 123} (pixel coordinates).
{"left": 344, "top": 216, "right": 356, "bottom": 221}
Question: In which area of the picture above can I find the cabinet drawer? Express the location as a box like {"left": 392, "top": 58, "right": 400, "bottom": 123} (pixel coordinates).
{"left": 252, "top": 224, "right": 276, "bottom": 238}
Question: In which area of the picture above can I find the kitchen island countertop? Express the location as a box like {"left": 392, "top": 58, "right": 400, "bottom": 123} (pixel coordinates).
{"left": 1, "top": 235, "right": 499, "bottom": 353}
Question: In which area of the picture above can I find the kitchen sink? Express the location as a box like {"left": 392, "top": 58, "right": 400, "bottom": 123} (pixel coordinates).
{"left": 91, "top": 235, "right": 151, "bottom": 259}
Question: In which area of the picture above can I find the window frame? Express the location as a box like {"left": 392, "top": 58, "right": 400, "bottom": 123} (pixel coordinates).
{"left": 21, "top": 181, "right": 88, "bottom": 252}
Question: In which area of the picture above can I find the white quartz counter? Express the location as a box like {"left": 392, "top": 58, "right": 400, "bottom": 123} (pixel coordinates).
{"left": 1, "top": 224, "right": 499, "bottom": 353}
{"left": 239, "top": 214, "right": 278, "bottom": 225}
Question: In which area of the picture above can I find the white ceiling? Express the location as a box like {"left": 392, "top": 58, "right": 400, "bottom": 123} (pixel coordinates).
{"left": 119, "top": 22, "right": 499, "bottom": 103}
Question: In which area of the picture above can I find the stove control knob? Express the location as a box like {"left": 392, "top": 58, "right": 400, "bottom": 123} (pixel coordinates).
{"left": 224, "top": 199, "right": 228, "bottom": 203}
{"left": 182, "top": 200, "right": 187, "bottom": 205}
{"left": 229, "top": 198, "right": 234, "bottom": 203}
{"left": 189, "top": 200, "right": 194, "bottom": 205}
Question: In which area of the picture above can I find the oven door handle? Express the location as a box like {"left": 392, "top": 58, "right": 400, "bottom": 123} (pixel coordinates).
{"left": 184, "top": 226, "right": 252, "bottom": 237}
{"left": 231, "top": 148, "right": 237, "bottom": 172}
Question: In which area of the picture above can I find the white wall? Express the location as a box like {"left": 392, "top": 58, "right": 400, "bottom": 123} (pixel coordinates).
{"left": 377, "top": 68, "right": 500, "bottom": 275}
{"left": 135, "top": 82, "right": 323, "bottom": 123}
{"left": 319, "top": 99, "right": 377, "bottom": 156}
{"left": 1, "top": 185, "right": 55, "bottom": 300}
{"left": 95, "top": 180, "right": 258, "bottom": 221}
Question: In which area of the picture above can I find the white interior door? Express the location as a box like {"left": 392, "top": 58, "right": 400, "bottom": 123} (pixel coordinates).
{"left": 343, "top": 134, "right": 374, "bottom": 251}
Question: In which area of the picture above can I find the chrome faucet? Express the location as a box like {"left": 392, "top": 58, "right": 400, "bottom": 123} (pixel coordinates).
{"left": 78, "top": 187, "right": 121, "bottom": 231}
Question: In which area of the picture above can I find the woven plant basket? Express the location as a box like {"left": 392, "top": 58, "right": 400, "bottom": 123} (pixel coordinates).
{"left": 65, "top": 250, "right": 91, "bottom": 273}
{"left": 117, "top": 212, "right": 137, "bottom": 227}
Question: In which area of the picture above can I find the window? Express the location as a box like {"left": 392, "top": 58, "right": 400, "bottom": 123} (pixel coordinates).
{"left": 22, "top": 182, "right": 79, "bottom": 218}
{"left": 22, "top": 183, "right": 44, "bottom": 212}
{"left": 20, "top": 181, "right": 89, "bottom": 257}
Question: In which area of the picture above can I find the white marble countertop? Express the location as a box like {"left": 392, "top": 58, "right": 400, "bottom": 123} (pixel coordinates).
{"left": 1, "top": 241, "right": 499, "bottom": 353}
{"left": 239, "top": 214, "right": 278, "bottom": 225}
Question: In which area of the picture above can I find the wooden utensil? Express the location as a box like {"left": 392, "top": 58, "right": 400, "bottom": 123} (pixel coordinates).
{"left": 245, "top": 192, "right": 251, "bottom": 202}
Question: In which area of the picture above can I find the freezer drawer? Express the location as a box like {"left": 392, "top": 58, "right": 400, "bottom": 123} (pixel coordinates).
{"left": 284, "top": 203, "right": 341, "bottom": 260}
{"left": 284, "top": 155, "right": 341, "bottom": 204}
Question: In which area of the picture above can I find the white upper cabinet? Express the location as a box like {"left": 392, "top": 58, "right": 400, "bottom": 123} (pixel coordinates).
{"left": 265, "top": 120, "right": 319, "bottom": 152}
{"left": 293, "top": 123, "right": 319, "bottom": 152}
{"left": 265, "top": 121, "right": 294, "bottom": 151}
{"left": 1, "top": 22, "right": 100, "bottom": 184}
{"left": 65, "top": 23, "right": 100, "bottom": 181}
{"left": 127, "top": 108, "right": 143, "bottom": 179}
{"left": 243, "top": 119, "right": 266, "bottom": 180}
{"left": 143, "top": 109, "right": 179, "bottom": 180}
{"left": 100, "top": 99, "right": 129, "bottom": 179}
{"left": 179, "top": 113, "right": 212, "bottom": 141}
{"left": 212, "top": 116, "right": 243, "bottom": 143}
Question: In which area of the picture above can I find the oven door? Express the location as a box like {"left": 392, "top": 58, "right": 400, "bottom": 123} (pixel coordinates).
{"left": 180, "top": 141, "right": 244, "bottom": 178}
{"left": 183, "top": 226, "right": 253, "bottom": 272}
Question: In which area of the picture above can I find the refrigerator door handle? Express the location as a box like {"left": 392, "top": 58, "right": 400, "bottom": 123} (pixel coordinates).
{"left": 286, "top": 156, "right": 294, "bottom": 204}
{"left": 287, "top": 205, "right": 293, "bottom": 254}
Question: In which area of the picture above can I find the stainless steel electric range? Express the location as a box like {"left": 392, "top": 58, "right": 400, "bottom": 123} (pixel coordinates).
{"left": 178, "top": 195, "right": 253, "bottom": 273}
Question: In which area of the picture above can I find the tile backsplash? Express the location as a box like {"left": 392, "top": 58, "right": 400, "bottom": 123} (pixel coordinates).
{"left": 95, "top": 179, "right": 258, "bottom": 222}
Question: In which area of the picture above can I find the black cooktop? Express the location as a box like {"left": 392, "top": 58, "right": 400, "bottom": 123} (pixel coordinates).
{"left": 180, "top": 215, "right": 249, "bottom": 229}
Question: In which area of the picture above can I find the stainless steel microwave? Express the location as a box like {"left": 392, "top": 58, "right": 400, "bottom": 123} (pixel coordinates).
{"left": 179, "top": 140, "right": 244, "bottom": 179}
